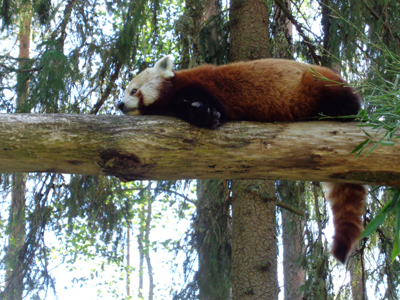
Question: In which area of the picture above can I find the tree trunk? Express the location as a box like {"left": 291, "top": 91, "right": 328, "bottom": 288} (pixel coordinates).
{"left": 145, "top": 198, "right": 154, "bottom": 300}
{"left": 230, "top": 0, "right": 271, "bottom": 61}
{"left": 229, "top": 0, "right": 281, "bottom": 298}
{"left": 321, "top": 0, "right": 335, "bottom": 68}
{"left": 5, "top": 174, "right": 27, "bottom": 300}
{"left": 231, "top": 180, "right": 278, "bottom": 299}
{"left": 349, "top": 250, "right": 367, "bottom": 300}
{"left": 312, "top": 183, "right": 329, "bottom": 300}
{"left": 277, "top": 181, "right": 306, "bottom": 300}
{"left": 138, "top": 205, "right": 145, "bottom": 299}
{"left": 5, "top": 15, "right": 30, "bottom": 300}
{"left": 126, "top": 226, "right": 131, "bottom": 298}
{"left": 196, "top": 180, "right": 231, "bottom": 300}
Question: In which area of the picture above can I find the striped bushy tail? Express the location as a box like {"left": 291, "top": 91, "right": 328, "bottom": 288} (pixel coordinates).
{"left": 323, "top": 183, "right": 367, "bottom": 263}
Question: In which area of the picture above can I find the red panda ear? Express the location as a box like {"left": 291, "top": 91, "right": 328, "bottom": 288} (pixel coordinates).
{"left": 154, "top": 55, "right": 174, "bottom": 78}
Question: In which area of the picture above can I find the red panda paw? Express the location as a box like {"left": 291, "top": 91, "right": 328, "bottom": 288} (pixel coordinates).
{"left": 176, "top": 100, "right": 222, "bottom": 129}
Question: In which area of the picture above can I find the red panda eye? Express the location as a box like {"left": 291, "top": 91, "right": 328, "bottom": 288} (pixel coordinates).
{"left": 130, "top": 89, "right": 137, "bottom": 95}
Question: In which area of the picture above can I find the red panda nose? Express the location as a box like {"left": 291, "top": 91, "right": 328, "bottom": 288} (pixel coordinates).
{"left": 117, "top": 101, "right": 125, "bottom": 110}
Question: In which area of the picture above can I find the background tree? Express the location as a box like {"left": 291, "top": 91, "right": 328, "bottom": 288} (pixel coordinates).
{"left": 228, "top": 0, "right": 280, "bottom": 298}
{"left": 277, "top": 181, "right": 306, "bottom": 300}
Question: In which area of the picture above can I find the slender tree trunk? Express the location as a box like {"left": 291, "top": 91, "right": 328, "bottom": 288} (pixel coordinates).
{"left": 277, "top": 181, "right": 306, "bottom": 300}
{"left": 137, "top": 189, "right": 154, "bottom": 300}
{"left": 16, "top": 17, "right": 31, "bottom": 112}
{"left": 312, "top": 183, "right": 329, "bottom": 300}
{"left": 126, "top": 226, "right": 131, "bottom": 298}
{"left": 349, "top": 251, "right": 367, "bottom": 300}
{"left": 5, "top": 15, "right": 30, "bottom": 300}
{"left": 196, "top": 180, "right": 231, "bottom": 300}
{"left": 5, "top": 174, "right": 26, "bottom": 300}
{"left": 145, "top": 198, "right": 154, "bottom": 300}
{"left": 138, "top": 205, "right": 145, "bottom": 299}
{"left": 321, "top": 0, "right": 334, "bottom": 68}
{"left": 231, "top": 180, "right": 278, "bottom": 299}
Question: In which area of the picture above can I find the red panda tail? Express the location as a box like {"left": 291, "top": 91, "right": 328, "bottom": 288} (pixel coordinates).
{"left": 322, "top": 183, "right": 367, "bottom": 263}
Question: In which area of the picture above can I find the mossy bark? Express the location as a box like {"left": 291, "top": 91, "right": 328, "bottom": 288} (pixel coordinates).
{"left": 0, "top": 114, "right": 399, "bottom": 186}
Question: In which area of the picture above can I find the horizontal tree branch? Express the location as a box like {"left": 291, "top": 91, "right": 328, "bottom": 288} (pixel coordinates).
{"left": 0, "top": 113, "right": 399, "bottom": 186}
{"left": 0, "top": 63, "right": 40, "bottom": 73}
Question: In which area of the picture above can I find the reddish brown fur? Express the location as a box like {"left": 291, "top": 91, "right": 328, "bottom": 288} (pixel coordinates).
{"left": 324, "top": 183, "right": 366, "bottom": 263}
{"left": 156, "top": 59, "right": 361, "bottom": 122}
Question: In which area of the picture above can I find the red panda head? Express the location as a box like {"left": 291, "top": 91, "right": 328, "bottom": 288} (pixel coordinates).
{"left": 117, "top": 56, "right": 174, "bottom": 115}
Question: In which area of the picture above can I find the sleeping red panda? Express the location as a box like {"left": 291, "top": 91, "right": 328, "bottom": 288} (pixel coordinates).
{"left": 116, "top": 56, "right": 366, "bottom": 263}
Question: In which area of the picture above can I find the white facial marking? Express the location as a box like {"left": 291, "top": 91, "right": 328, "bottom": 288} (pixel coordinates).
{"left": 118, "top": 56, "right": 175, "bottom": 114}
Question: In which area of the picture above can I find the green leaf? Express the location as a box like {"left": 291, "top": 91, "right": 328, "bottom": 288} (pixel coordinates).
{"left": 379, "top": 140, "right": 396, "bottom": 146}
{"left": 361, "top": 190, "right": 400, "bottom": 239}
{"left": 392, "top": 203, "right": 400, "bottom": 262}
{"left": 361, "top": 209, "right": 390, "bottom": 238}
{"left": 352, "top": 139, "right": 370, "bottom": 155}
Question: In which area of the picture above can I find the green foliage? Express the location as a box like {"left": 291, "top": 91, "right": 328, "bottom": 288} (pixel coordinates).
{"left": 351, "top": 47, "right": 400, "bottom": 156}
{"left": 0, "top": 0, "right": 16, "bottom": 28}
{"left": 362, "top": 188, "right": 400, "bottom": 261}
{"left": 64, "top": 176, "right": 133, "bottom": 246}
{"left": 0, "top": 0, "right": 52, "bottom": 30}
{"left": 28, "top": 41, "right": 79, "bottom": 113}
{"left": 33, "top": 0, "right": 52, "bottom": 25}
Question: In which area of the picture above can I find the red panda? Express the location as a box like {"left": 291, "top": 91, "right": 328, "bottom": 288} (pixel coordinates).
{"left": 117, "top": 56, "right": 366, "bottom": 263}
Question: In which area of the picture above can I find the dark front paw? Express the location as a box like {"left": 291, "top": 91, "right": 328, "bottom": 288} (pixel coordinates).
{"left": 187, "top": 101, "right": 222, "bottom": 129}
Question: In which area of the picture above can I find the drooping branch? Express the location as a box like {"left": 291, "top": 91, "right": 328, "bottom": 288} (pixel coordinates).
{"left": 0, "top": 113, "right": 399, "bottom": 186}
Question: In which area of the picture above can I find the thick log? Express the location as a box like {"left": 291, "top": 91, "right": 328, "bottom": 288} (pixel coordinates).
{"left": 0, "top": 113, "right": 398, "bottom": 186}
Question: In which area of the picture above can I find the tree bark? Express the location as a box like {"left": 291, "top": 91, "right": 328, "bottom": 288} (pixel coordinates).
{"left": 231, "top": 180, "right": 278, "bottom": 299}
{"left": 230, "top": 0, "right": 270, "bottom": 61}
{"left": 5, "top": 15, "right": 30, "bottom": 300}
{"left": 277, "top": 181, "right": 306, "bottom": 300}
{"left": 0, "top": 114, "right": 398, "bottom": 186}
{"left": 138, "top": 205, "right": 145, "bottom": 299}
{"left": 196, "top": 180, "right": 231, "bottom": 300}
{"left": 349, "top": 250, "right": 367, "bottom": 300}
{"left": 5, "top": 173, "right": 26, "bottom": 300}
{"left": 126, "top": 226, "right": 131, "bottom": 298}
{"left": 145, "top": 198, "right": 154, "bottom": 300}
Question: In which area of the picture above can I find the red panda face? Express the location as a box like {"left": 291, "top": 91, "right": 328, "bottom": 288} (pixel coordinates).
{"left": 117, "top": 56, "right": 174, "bottom": 115}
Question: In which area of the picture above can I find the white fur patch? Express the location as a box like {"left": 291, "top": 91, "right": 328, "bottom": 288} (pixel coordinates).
{"left": 118, "top": 56, "right": 175, "bottom": 113}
